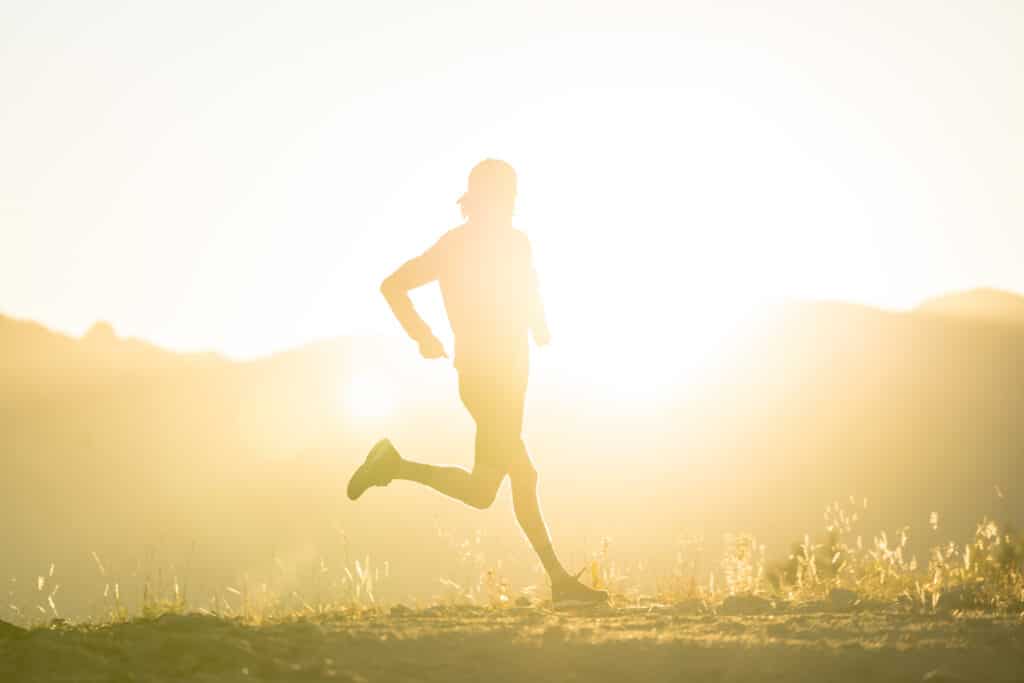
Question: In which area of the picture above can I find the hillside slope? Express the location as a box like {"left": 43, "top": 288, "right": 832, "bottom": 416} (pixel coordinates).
{"left": 2, "top": 293, "right": 1022, "bottom": 617}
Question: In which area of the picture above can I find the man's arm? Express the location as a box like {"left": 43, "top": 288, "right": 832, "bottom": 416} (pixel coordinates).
{"left": 526, "top": 241, "right": 551, "bottom": 346}
{"left": 380, "top": 239, "right": 447, "bottom": 358}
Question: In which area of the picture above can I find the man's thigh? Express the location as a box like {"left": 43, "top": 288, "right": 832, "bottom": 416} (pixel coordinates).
{"left": 460, "top": 372, "right": 531, "bottom": 470}
{"left": 469, "top": 459, "right": 509, "bottom": 492}
{"left": 458, "top": 371, "right": 527, "bottom": 432}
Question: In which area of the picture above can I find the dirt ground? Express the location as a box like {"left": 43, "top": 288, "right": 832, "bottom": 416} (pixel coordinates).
{"left": 2, "top": 606, "right": 1023, "bottom": 682}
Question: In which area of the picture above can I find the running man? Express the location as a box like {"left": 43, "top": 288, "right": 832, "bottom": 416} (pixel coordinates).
{"left": 347, "top": 159, "right": 607, "bottom": 605}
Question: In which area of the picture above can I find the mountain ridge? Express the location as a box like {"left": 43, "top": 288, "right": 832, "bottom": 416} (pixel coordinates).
{"left": 915, "top": 287, "right": 1024, "bottom": 324}
{"left": 4, "top": 287, "right": 1021, "bottom": 368}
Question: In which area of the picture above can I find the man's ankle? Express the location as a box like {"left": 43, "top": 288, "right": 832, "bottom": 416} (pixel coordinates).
{"left": 395, "top": 458, "right": 433, "bottom": 485}
{"left": 549, "top": 567, "right": 572, "bottom": 584}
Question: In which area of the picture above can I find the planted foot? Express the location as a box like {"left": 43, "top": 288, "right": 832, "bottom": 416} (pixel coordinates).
{"left": 347, "top": 438, "right": 401, "bottom": 501}
{"left": 552, "top": 571, "right": 609, "bottom": 607}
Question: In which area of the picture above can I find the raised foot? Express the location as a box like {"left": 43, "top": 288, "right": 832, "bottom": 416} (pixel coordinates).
{"left": 347, "top": 438, "right": 401, "bottom": 501}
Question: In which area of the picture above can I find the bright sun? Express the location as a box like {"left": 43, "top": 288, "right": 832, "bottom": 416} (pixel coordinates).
{"left": 342, "top": 371, "right": 396, "bottom": 420}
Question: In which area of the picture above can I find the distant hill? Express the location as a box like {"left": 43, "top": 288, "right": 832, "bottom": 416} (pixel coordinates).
{"left": 0, "top": 315, "right": 223, "bottom": 380}
{"left": 916, "top": 288, "right": 1024, "bottom": 325}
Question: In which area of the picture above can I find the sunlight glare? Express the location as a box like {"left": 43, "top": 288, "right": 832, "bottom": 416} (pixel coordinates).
{"left": 342, "top": 371, "right": 396, "bottom": 420}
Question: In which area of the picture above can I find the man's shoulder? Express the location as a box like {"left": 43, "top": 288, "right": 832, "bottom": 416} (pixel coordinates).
{"left": 436, "top": 223, "right": 469, "bottom": 246}
{"left": 510, "top": 227, "right": 533, "bottom": 253}
{"left": 434, "top": 224, "right": 530, "bottom": 254}
{"left": 423, "top": 225, "right": 466, "bottom": 260}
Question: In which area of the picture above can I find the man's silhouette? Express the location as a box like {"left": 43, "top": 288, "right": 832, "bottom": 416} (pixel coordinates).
{"left": 347, "top": 159, "right": 607, "bottom": 605}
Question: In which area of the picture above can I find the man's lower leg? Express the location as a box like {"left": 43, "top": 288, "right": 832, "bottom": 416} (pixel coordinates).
{"left": 511, "top": 470, "right": 609, "bottom": 604}
{"left": 510, "top": 468, "right": 570, "bottom": 582}
{"left": 394, "top": 459, "right": 500, "bottom": 509}
{"left": 394, "top": 459, "right": 469, "bottom": 496}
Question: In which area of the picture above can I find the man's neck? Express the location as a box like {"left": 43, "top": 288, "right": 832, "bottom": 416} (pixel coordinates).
{"left": 467, "top": 217, "right": 512, "bottom": 231}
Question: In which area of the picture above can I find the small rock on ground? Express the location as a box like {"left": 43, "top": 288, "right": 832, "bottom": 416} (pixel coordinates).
{"left": 719, "top": 595, "right": 774, "bottom": 615}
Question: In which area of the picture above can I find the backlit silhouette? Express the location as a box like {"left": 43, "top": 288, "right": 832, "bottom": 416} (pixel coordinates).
{"left": 347, "top": 159, "right": 607, "bottom": 605}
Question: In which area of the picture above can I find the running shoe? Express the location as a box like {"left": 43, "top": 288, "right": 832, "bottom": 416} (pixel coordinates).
{"left": 347, "top": 438, "right": 401, "bottom": 501}
{"left": 552, "top": 571, "right": 610, "bottom": 607}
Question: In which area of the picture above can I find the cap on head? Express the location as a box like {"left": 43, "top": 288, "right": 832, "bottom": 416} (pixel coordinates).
{"left": 457, "top": 159, "right": 517, "bottom": 208}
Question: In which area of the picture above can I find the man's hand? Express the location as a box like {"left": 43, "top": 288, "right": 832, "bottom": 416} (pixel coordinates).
{"left": 418, "top": 335, "right": 448, "bottom": 359}
{"left": 533, "top": 327, "right": 551, "bottom": 347}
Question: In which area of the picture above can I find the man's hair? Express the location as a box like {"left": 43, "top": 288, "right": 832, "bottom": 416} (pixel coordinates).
{"left": 458, "top": 159, "right": 517, "bottom": 220}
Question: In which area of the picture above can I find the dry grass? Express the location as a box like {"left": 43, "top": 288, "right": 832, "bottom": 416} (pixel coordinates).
{"left": 6, "top": 501, "right": 1024, "bottom": 630}
{"left": 652, "top": 499, "right": 1024, "bottom": 614}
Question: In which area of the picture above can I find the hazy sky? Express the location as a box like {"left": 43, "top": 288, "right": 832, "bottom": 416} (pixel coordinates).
{"left": 2, "top": 1, "right": 1022, "bottom": 359}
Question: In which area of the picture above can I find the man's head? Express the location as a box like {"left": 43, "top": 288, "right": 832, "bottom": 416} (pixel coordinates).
{"left": 457, "top": 159, "right": 517, "bottom": 223}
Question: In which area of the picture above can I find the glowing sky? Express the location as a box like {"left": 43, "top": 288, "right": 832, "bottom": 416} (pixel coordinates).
{"left": 2, "top": 1, "right": 1022, "bottom": 359}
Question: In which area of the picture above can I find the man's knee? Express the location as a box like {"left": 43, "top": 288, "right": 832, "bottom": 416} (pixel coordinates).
{"left": 464, "top": 471, "right": 503, "bottom": 510}
{"left": 509, "top": 460, "right": 538, "bottom": 491}
{"left": 509, "top": 463, "right": 541, "bottom": 531}
{"left": 464, "top": 487, "right": 498, "bottom": 510}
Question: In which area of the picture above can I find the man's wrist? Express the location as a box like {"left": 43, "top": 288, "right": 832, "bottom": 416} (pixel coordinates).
{"left": 415, "top": 331, "right": 437, "bottom": 347}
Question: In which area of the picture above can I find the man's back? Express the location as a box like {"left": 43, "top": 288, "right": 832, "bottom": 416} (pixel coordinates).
{"left": 378, "top": 160, "right": 549, "bottom": 376}
{"left": 431, "top": 223, "right": 539, "bottom": 375}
